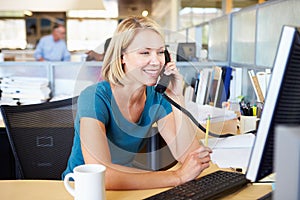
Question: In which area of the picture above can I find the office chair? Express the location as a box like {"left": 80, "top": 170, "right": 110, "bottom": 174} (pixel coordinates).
{"left": 0, "top": 96, "right": 78, "bottom": 180}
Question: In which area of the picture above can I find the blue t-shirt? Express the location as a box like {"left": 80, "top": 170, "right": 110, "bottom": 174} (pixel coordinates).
{"left": 62, "top": 81, "right": 172, "bottom": 178}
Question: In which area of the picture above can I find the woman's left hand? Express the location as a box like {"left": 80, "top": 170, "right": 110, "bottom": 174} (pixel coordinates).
{"left": 163, "top": 61, "right": 183, "bottom": 97}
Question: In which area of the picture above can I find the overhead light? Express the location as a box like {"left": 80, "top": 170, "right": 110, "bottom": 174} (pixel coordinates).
{"left": 24, "top": 10, "right": 33, "bottom": 16}
{"left": 142, "top": 10, "right": 149, "bottom": 17}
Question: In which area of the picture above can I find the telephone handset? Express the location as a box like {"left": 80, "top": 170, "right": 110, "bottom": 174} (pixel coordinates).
{"left": 155, "top": 49, "right": 172, "bottom": 93}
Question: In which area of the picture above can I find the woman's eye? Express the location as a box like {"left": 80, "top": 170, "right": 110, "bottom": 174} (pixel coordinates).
{"left": 159, "top": 51, "right": 165, "bottom": 55}
{"left": 140, "top": 52, "right": 149, "bottom": 55}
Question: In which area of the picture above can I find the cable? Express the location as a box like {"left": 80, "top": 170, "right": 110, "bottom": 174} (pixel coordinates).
{"left": 161, "top": 93, "right": 234, "bottom": 138}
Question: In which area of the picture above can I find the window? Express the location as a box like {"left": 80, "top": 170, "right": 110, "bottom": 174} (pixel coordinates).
{"left": 67, "top": 19, "right": 117, "bottom": 51}
{"left": 0, "top": 19, "right": 26, "bottom": 49}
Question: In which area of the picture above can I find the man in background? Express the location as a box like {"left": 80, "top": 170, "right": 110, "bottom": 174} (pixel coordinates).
{"left": 34, "top": 24, "right": 71, "bottom": 61}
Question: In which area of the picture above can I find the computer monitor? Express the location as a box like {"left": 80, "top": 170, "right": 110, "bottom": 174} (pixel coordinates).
{"left": 246, "top": 25, "right": 300, "bottom": 182}
{"left": 274, "top": 125, "right": 300, "bottom": 200}
{"left": 176, "top": 42, "right": 197, "bottom": 61}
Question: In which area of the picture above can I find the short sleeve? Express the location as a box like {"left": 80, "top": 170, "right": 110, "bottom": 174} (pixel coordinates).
{"left": 77, "top": 84, "right": 109, "bottom": 125}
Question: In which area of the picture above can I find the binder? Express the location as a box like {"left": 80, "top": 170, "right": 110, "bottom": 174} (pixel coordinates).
{"left": 204, "top": 68, "right": 215, "bottom": 105}
{"left": 184, "top": 85, "right": 195, "bottom": 104}
{"left": 256, "top": 69, "right": 271, "bottom": 99}
{"left": 211, "top": 66, "right": 223, "bottom": 106}
{"left": 215, "top": 66, "right": 232, "bottom": 108}
{"left": 195, "top": 68, "right": 213, "bottom": 105}
{"left": 191, "top": 76, "right": 199, "bottom": 102}
{"left": 248, "top": 70, "right": 265, "bottom": 103}
{"left": 229, "top": 67, "right": 242, "bottom": 101}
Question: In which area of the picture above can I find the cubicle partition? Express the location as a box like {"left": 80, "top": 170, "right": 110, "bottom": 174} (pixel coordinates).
{"left": 231, "top": 5, "right": 257, "bottom": 67}
{"left": 50, "top": 62, "right": 101, "bottom": 98}
{"left": 256, "top": 0, "right": 300, "bottom": 67}
{"left": 208, "top": 15, "right": 231, "bottom": 63}
{"left": 181, "top": 0, "right": 300, "bottom": 103}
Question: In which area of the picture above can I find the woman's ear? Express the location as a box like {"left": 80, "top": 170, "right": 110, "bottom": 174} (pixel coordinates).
{"left": 121, "top": 55, "right": 127, "bottom": 67}
{"left": 121, "top": 55, "right": 125, "bottom": 71}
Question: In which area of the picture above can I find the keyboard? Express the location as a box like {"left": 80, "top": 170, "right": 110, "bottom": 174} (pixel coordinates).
{"left": 144, "top": 170, "right": 250, "bottom": 200}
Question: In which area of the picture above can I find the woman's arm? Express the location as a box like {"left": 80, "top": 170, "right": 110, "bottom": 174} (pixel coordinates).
{"left": 157, "top": 61, "right": 206, "bottom": 162}
{"left": 157, "top": 110, "right": 201, "bottom": 163}
{"left": 80, "top": 117, "right": 183, "bottom": 190}
{"left": 156, "top": 61, "right": 212, "bottom": 183}
{"left": 157, "top": 111, "right": 212, "bottom": 183}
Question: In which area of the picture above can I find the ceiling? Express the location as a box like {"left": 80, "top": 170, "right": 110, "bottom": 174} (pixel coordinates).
{"left": 117, "top": 0, "right": 152, "bottom": 17}
{"left": 180, "top": 0, "right": 265, "bottom": 8}
{"left": 117, "top": 0, "right": 267, "bottom": 17}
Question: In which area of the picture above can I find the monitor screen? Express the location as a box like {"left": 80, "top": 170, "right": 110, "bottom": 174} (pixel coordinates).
{"left": 246, "top": 25, "right": 300, "bottom": 182}
{"left": 176, "top": 42, "right": 197, "bottom": 61}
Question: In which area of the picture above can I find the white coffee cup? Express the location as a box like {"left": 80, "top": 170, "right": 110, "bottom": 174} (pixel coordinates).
{"left": 64, "top": 164, "right": 106, "bottom": 200}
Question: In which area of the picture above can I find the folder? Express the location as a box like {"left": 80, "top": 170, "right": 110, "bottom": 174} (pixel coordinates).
{"left": 248, "top": 70, "right": 265, "bottom": 103}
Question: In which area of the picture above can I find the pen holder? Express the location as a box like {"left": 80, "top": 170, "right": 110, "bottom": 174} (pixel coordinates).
{"left": 239, "top": 116, "right": 257, "bottom": 134}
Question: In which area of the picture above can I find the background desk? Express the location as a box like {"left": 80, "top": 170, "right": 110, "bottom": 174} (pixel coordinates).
{"left": 0, "top": 166, "right": 272, "bottom": 200}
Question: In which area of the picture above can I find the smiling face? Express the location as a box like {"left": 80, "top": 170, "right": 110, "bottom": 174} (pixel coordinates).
{"left": 121, "top": 29, "right": 165, "bottom": 86}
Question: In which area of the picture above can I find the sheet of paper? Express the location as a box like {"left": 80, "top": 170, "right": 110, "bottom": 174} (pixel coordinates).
{"left": 201, "top": 134, "right": 255, "bottom": 168}
{"left": 210, "top": 148, "right": 252, "bottom": 168}
{"left": 203, "top": 133, "right": 255, "bottom": 149}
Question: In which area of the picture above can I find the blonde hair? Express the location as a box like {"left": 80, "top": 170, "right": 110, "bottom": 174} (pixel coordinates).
{"left": 101, "top": 16, "right": 164, "bottom": 85}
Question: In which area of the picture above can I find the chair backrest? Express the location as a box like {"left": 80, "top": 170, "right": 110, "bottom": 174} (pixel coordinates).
{"left": 0, "top": 96, "right": 78, "bottom": 180}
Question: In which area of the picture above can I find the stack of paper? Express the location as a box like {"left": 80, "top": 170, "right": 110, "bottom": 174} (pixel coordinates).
{"left": 185, "top": 101, "right": 237, "bottom": 124}
{"left": 0, "top": 76, "right": 51, "bottom": 105}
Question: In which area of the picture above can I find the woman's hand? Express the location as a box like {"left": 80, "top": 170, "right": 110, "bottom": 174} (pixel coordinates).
{"left": 175, "top": 146, "right": 212, "bottom": 184}
{"left": 163, "top": 61, "right": 184, "bottom": 97}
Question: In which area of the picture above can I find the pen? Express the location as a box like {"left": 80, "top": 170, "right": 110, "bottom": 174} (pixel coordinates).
{"left": 205, "top": 114, "right": 210, "bottom": 146}
{"left": 252, "top": 104, "right": 257, "bottom": 116}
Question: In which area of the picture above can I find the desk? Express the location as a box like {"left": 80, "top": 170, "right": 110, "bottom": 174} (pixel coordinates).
{"left": 0, "top": 166, "right": 272, "bottom": 200}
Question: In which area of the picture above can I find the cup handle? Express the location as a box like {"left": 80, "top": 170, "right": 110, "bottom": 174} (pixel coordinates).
{"left": 63, "top": 173, "right": 75, "bottom": 197}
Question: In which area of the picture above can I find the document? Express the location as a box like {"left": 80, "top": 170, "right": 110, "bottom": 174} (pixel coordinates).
{"left": 186, "top": 101, "right": 237, "bottom": 124}
{"left": 201, "top": 134, "right": 255, "bottom": 168}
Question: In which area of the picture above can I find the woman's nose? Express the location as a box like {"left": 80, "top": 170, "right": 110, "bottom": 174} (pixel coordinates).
{"left": 149, "top": 53, "right": 161, "bottom": 65}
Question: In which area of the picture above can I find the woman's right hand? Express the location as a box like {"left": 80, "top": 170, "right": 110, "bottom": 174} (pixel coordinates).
{"left": 175, "top": 146, "right": 212, "bottom": 184}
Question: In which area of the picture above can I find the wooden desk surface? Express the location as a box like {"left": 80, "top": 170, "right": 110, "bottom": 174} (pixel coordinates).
{"left": 0, "top": 164, "right": 272, "bottom": 200}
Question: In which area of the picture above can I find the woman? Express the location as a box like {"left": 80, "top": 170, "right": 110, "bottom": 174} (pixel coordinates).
{"left": 63, "top": 16, "right": 212, "bottom": 190}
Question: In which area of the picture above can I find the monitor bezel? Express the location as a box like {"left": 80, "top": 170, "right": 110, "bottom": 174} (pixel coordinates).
{"left": 246, "top": 25, "right": 297, "bottom": 182}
